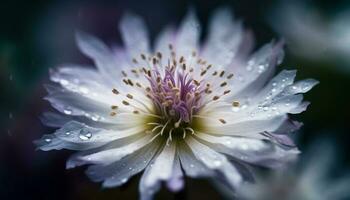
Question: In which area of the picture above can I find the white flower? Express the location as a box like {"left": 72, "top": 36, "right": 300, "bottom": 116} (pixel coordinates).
{"left": 237, "top": 141, "right": 350, "bottom": 200}
{"left": 35, "top": 8, "right": 318, "bottom": 199}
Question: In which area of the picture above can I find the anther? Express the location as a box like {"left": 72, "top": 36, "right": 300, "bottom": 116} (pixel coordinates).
{"left": 219, "top": 71, "right": 225, "bottom": 77}
{"left": 219, "top": 119, "right": 226, "bottom": 124}
{"left": 179, "top": 56, "right": 184, "bottom": 63}
{"left": 182, "top": 63, "right": 186, "bottom": 70}
{"left": 200, "top": 70, "right": 207, "bottom": 76}
{"left": 110, "top": 112, "right": 117, "bottom": 116}
{"left": 136, "top": 82, "right": 142, "bottom": 88}
{"left": 122, "top": 100, "right": 130, "bottom": 106}
{"left": 223, "top": 90, "right": 231, "bottom": 95}
{"left": 140, "top": 54, "right": 146, "bottom": 60}
{"left": 168, "top": 44, "right": 173, "bottom": 50}
{"left": 206, "top": 64, "right": 212, "bottom": 70}
{"left": 111, "top": 105, "right": 118, "bottom": 109}
{"left": 212, "top": 71, "right": 218, "bottom": 76}
{"left": 232, "top": 101, "right": 240, "bottom": 107}
{"left": 192, "top": 51, "right": 197, "bottom": 57}
{"left": 122, "top": 71, "right": 127, "bottom": 77}
{"left": 127, "top": 79, "right": 134, "bottom": 86}
{"left": 220, "top": 82, "right": 227, "bottom": 87}
{"left": 132, "top": 58, "right": 138, "bottom": 64}
{"left": 227, "top": 73, "right": 234, "bottom": 79}
{"left": 126, "top": 94, "right": 133, "bottom": 99}
{"left": 213, "top": 96, "right": 220, "bottom": 101}
{"left": 112, "top": 88, "right": 119, "bottom": 94}
{"left": 133, "top": 110, "right": 140, "bottom": 114}
{"left": 156, "top": 52, "right": 162, "bottom": 59}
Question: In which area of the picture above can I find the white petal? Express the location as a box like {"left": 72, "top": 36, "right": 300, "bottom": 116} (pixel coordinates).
{"left": 85, "top": 141, "right": 160, "bottom": 188}
{"left": 166, "top": 157, "right": 184, "bottom": 192}
{"left": 76, "top": 133, "right": 154, "bottom": 165}
{"left": 34, "top": 121, "right": 144, "bottom": 151}
{"left": 139, "top": 142, "right": 177, "bottom": 200}
{"left": 154, "top": 26, "right": 176, "bottom": 62}
{"left": 195, "top": 133, "right": 299, "bottom": 168}
{"left": 229, "top": 41, "right": 285, "bottom": 98}
{"left": 178, "top": 140, "right": 214, "bottom": 178}
{"left": 119, "top": 13, "right": 150, "bottom": 58}
{"left": 202, "top": 7, "right": 243, "bottom": 69}
{"left": 185, "top": 137, "right": 242, "bottom": 188}
{"left": 196, "top": 115, "right": 288, "bottom": 139}
{"left": 175, "top": 10, "right": 200, "bottom": 59}
{"left": 75, "top": 31, "right": 119, "bottom": 84}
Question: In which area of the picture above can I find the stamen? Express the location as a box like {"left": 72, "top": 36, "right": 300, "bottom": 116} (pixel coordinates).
{"left": 227, "top": 73, "right": 234, "bottom": 79}
{"left": 232, "top": 101, "right": 240, "bottom": 107}
{"left": 111, "top": 105, "right": 118, "bottom": 109}
{"left": 213, "top": 96, "right": 220, "bottom": 101}
{"left": 219, "top": 118, "right": 226, "bottom": 124}
{"left": 122, "top": 100, "right": 130, "bottom": 106}
{"left": 126, "top": 94, "right": 133, "bottom": 99}
{"left": 220, "top": 82, "right": 227, "bottom": 87}
{"left": 112, "top": 88, "right": 119, "bottom": 95}
{"left": 219, "top": 71, "right": 225, "bottom": 77}
{"left": 110, "top": 112, "right": 117, "bottom": 116}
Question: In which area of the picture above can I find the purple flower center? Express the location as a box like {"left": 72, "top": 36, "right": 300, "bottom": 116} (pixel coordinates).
{"left": 146, "top": 67, "right": 204, "bottom": 126}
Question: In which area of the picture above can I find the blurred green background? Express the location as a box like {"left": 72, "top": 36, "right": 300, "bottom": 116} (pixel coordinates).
{"left": 1, "top": 0, "right": 350, "bottom": 199}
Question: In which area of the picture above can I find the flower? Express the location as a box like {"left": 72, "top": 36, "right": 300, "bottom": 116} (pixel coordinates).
{"left": 35, "top": 8, "right": 318, "bottom": 199}
{"left": 237, "top": 141, "right": 350, "bottom": 200}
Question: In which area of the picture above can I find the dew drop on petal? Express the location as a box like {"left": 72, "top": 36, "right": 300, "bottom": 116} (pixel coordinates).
{"left": 79, "top": 87, "right": 89, "bottom": 94}
{"left": 79, "top": 129, "right": 92, "bottom": 140}
{"left": 91, "top": 115, "right": 101, "bottom": 122}
{"left": 213, "top": 160, "right": 222, "bottom": 167}
{"left": 121, "top": 178, "right": 128, "bottom": 183}
{"left": 63, "top": 108, "right": 72, "bottom": 115}
{"left": 60, "top": 79, "right": 69, "bottom": 85}
{"left": 45, "top": 138, "right": 52, "bottom": 143}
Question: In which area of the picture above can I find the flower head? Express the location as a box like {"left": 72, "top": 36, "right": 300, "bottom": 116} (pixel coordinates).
{"left": 35, "top": 8, "right": 318, "bottom": 199}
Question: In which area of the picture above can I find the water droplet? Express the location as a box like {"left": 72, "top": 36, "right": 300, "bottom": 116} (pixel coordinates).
{"left": 63, "top": 108, "right": 72, "bottom": 115}
{"left": 121, "top": 178, "right": 128, "bottom": 183}
{"left": 91, "top": 115, "right": 100, "bottom": 122}
{"left": 285, "top": 103, "right": 290, "bottom": 106}
{"left": 246, "top": 65, "right": 253, "bottom": 71}
{"left": 257, "top": 64, "right": 266, "bottom": 73}
{"left": 240, "top": 144, "right": 248, "bottom": 150}
{"left": 272, "top": 82, "right": 277, "bottom": 87}
{"left": 79, "top": 87, "right": 89, "bottom": 94}
{"left": 45, "top": 138, "right": 52, "bottom": 143}
{"left": 190, "top": 164, "right": 194, "bottom": 168}
{"left": 79, "top": 129, "right": 92, "bottom": 140}
{"left": 213, "top": 160, "right": 222, "bottom": 167}
{"left": 60, "top": 79, "right": 69, "bottom": 85}
{"left": 271, "top": 88, "right": 277, "bottom": 93}
{"left": 263, "top": 106, "right": 269, "bottom": 111}
{"left": 232, "top": 107, "right": 240, "bottom": 112}
{"left": 65, "top": 131, "right": 71, "bottom": 136}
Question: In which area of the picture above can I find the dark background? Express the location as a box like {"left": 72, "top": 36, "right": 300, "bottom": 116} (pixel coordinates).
{"left": 1, "top": 0, "right": 350, "bottom": 199}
